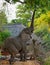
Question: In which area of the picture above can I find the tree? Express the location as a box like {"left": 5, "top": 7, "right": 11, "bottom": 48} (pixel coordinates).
{"left": 15, "top": 4, "right": 33, "bottom": 26}
{"left": 5, "top": 0, "right": 50, "bottom": 31}
{"left": 0, "top": 11, "right": 7, "bottom": 31}
{"left": 34, "top": 11, "right": 50, "bottom": 51}
{"left": 0, "top": 11, "right": 7, "bottom": 25}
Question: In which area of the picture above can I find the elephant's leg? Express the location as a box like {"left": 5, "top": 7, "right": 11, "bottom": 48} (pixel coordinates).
{"left": 20, "top": 52, "right": 23, "bottom": 61}
{"left": 20, "top": 52, "right": 26, "bottom": 61}
{"left": 24, "top": 51, "right": 27, "bottom": 61}
{"left": 9, "top": 54, "right": 15, "bottom": 65}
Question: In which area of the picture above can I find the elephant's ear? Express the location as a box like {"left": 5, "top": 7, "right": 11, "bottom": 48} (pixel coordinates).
{"left": 29, "top": 9, "right": 36, "bottom": 33}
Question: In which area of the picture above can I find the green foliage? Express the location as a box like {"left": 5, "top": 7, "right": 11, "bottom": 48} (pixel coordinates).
{"left": 34, "top": 11, "right": 50, "bottom": 51}
{"left": 14, "top": 0, "right": 49, "bottom": 27}
{"left": 43, "top": 57, "right": 50, "bottom": 65}
{"left": 0, "top": 11, "right": 7, "bottom": 25}
{"left": 5, "top": 0, "right": 49, "bottom": 9}
{"left": 11, "top": 19, "right": 17, "bottom": 23}
{"left": 5, "top": 0, "right": 50, "bottom": 28}
{"left": 16, "top": 4, "right": 31, "bottom": 26}
{"left": 11, "top": 19, "right": 29, "bottom": 26}
{"left": 0, "top": 11, "right": 7, "bottom": 31}
{"left": 0, "top": 30, "right": 11, "bottom": 46}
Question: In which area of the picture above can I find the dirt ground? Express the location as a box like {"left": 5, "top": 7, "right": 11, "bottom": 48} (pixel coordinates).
{"left": 0, "top": 60, "right": 40, "bottom": 65}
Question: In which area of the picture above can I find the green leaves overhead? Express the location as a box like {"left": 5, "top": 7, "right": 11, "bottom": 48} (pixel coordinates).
{"left": 16, "top": 4, "right": 32, "bottom": 26}
{"left": 12, "top": 0, "right": 19, "bottom": 3}
{"left": 5, "top": 0, "right": 49, "bottom": 9}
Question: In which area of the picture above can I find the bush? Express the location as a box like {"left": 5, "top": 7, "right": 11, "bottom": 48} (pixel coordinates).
{"left": 0, "top": 30, "right": 11, "bottom": 46}
{"left": 43, "top": 57, "right": 50, "bottom": 65}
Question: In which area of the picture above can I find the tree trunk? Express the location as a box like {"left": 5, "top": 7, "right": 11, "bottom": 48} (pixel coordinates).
{"left": 30, "top": 9, "right": 36, "bottom": 33}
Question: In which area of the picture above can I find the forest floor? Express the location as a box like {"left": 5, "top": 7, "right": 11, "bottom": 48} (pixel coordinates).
{"left": 0, "top": 60, "right": 40, "bottom": 65}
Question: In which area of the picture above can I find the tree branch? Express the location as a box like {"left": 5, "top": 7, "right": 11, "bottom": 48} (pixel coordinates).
{"left": 18, "top": 1, "right": 26, "bottom": 4}
{"left": 30, "top": 9, "right": 36, "bottom": 32}
{"left": 5, "top": 0, "right": 26, "bottom": 4}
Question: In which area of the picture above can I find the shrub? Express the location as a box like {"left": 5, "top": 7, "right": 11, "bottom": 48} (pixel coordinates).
{"left": 43, "top": 57, "right": 50, "bottom": 65}
{"left": 0, "top": 30, "right": 11, "bottom": 46}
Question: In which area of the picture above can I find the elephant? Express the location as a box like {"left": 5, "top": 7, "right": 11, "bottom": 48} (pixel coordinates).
{"left": 3, "top": 28, "right": 32, "bottom": 64}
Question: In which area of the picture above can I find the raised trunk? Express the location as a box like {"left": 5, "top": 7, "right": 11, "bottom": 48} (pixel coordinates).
{"left": 30, "top": 9, "right": 36, "bottom": 33}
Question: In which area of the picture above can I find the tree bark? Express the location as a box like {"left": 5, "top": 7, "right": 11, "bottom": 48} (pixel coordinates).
{"left": 30, "top": 9, "right": 36, "bottom": 33}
